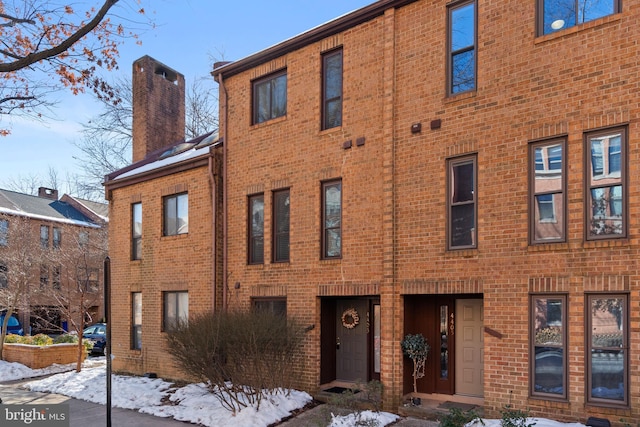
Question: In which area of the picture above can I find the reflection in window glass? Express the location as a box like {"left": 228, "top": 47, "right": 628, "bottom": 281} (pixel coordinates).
{"left": 588, "top": 295, "right": 627, "bottom": 404}
{"left": 0, "top": 219, "right": 7, "bottom": 246}
{"left": 273, "top": 189, "right": 290, "bottom": 262}
{"left": 531, "top": 140, "right": 565, "bottom": 243}
{"left": 248, "top": 195, "right": 264, "bottom": 264}
{"left": 132, "top": 292, "right": 142, "bottom": 350}
{"left": 322, "top": 49, "right": 343, "bottom": 130}
{"left": 587, "top": 129, "right": 625, "bottom": 239}
{"left": 532, "top": 296, "right": 566, "bottom": 398}
{"left": 253, "top": 72, "right": 287, "bottom": 124}
{"left": 541, "top": 0, "right": 617, "bottom": 35}
{"left": 163, "top": 193, "right": 188, "bottom": 236}
{"left": 448, "top": 156, "right": 476, "bottom": 249}
{"left": 449, "top": 1, "right": 475, "bottom": 94}
{"left": 163, "top": 291, "right": 188, "bottom": 331}
{"left": 132, "top": 203, "right": 142, "bottom": 260}
{"left": 322, "top": 181, "right": 342, "bottom": 258}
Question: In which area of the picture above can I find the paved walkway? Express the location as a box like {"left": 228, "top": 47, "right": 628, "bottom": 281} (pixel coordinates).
{"left": 0, "top": 378, "right": 191, "bottom": 427}
{"left": 0, "top": 377, "right": 440, "bottom": 427}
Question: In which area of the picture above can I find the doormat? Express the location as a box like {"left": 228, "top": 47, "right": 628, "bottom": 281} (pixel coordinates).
{"left": 438, "top": 401, "right": 477, "bottom": 411}
{"left": 323, "top": 386, "right": 360, "bottom": 394}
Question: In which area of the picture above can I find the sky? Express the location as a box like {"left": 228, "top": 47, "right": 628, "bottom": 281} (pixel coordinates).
{"left": 0, "top": 357, "right": 584, "bottom": 427}
{"left": 0, "top": 0, "right": 373, "bottom": 192}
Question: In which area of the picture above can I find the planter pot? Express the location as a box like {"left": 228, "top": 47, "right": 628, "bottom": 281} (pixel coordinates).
{"left": 412, "top": 397, "right": 422, "bottom": 406}
{"left": 2, "top": 343, "right": 86, "bottom": 369}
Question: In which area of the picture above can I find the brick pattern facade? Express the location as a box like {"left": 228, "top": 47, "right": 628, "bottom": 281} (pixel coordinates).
{"left": 132, "top": 56, "right": 185, "bottom": 163}
{"left": 216, "top": 1, "right": 640, "bottom": 423}
{"left": 111, "top": 0, "right": 640, "bottom": 423}
{"left": 107, "top": 166, "right": 220, "bottom": 379}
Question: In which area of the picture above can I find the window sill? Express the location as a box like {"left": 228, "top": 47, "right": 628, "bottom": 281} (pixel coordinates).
{"left": 161, "top": 233, "right": 189, "bottom": 240}
{"left": 320, "top": 258, "right": 342, "bottom": 264}
{"left": 527, "top": 396, "right": 569, "bottom": 407}
{"left": 444, "top": 89, "right": 476, "bottom": 104}
{"left": 251, "top": 115, "right": 286, "bottom": 129}
{"left": 528, "top": 242, "right": 569, "bottom": 252}
{"left": 319, "top": 126, "right": 342, "bottom": 136}
{"left": 445, "top": 248, "right": 477, "bottom": 258}
{"left": 582, "top": 238, "right": 629, "bottom": 249}
{"left": 535, "top": 14, "right": 622, "bottom": 45}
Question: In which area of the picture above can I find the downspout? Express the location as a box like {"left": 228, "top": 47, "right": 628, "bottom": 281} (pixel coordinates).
{"left": 216, "top": 71, "right": 229, "bottom": 312}
{"left": 207, "top": 150, "right": 217, "bottom": 311}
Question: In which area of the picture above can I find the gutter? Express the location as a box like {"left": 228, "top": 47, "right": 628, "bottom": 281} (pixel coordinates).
{"left": 215, "top": 70, "right": 229, "bottom": 312}
{"left": 207, "top": 148, "right": 217, "bottom": 312}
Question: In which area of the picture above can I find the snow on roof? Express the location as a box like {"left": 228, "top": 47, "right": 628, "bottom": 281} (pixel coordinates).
{"left": 0, "top": 206, "right": 100, "bottom": 228}
{"left": 114, "top": 138, "right": 219, "bottom": 181}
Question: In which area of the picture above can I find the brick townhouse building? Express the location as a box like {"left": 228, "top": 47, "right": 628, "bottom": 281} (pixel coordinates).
{"left": 106, "top": 0, "right": 640, "bottom": 423}
{"left": 0, "top": 187, "right": 107, "bottom": 334}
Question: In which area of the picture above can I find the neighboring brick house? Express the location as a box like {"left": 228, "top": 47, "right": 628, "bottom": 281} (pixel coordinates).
{"left": 108, "top": 0, "right": 640, "bottom": 423}
{"left": 0, "top": 187, "right": 107, "bottom": 334}
{"left": 104, "top": 56, "right": 223, "bottom": 378}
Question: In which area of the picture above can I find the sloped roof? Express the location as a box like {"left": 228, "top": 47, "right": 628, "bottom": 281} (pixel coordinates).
{"left": 64, "top": 196, "right": 109, "bottom": 222}
{"left": 0, "top": 189, "right": 99, "bottom": 227}
{"left": 105, "top": 131, "right": 220, "bottom": 184}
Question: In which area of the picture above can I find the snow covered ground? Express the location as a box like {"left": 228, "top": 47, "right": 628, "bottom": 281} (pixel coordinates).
{"left": 0, "top": 357, "right": 586, "bottom": 427}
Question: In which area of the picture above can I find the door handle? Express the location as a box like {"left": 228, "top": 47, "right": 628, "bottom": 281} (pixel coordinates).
{"left": 336, "top": 336, "right": 340, "bottom": 350}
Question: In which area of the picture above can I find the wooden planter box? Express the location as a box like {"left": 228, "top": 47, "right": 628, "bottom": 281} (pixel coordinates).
{"left": 2, "top": 343, "right": 86, "bottom": 369}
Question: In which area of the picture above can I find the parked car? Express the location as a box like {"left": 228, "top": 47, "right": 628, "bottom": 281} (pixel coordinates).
{"left": 0, "top": 312, "right": 24, "bottom": 336}
{"left": 82, "top": 323, "right": 106, "bottom": 355}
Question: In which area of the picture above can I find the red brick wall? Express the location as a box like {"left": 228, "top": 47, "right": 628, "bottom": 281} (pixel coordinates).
{"left": 108, "top": 165, "right": 217, "bottom": 380}
{"left": 219, "top": 0, "right": 640, "bottom": 422}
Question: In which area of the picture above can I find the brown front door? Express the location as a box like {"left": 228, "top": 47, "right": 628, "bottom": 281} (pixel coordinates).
{"left": 336, "top": 299, "right": 368, "bottom": 382}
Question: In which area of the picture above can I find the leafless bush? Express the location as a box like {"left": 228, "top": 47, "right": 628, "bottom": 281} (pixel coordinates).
{"left": 165, "top": 310, "right": 306, "bottom": 414}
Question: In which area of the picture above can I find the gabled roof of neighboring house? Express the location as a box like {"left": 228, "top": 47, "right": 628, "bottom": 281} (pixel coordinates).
{"left": 104, "top": 131, "right": 221, "bottom": 190}
{"left": 60, "top": 195, "right": 108, "bottom": 223}
{"left": 0, "top": 189, "right": 100, "bottom": 228}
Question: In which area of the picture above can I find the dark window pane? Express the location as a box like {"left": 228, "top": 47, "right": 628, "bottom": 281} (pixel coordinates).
{"left": 325, "top": 53, "right": 342, "bottom": 99}
{"left": 591, "top": 350, "right": 624, "bottom": 401}
{"left": 325, "top": 100, "right": 342, "bottom": 129}
{"left": 274, "top": 191, "right": 290, "bottom": 262}
{"left": 534, "top": 347, "right": 564, "bottom": 394}
{"left": 452, "top": 162, "right": 474, "bottom": 203}
{"left": 451, "top": 204, "right": 474, "bottom": 247}
{"left": 323, "top": 50, "right": 343, "bottom": 130}
{"left": 256, "top": 80, "right": 270, "bottom": 123}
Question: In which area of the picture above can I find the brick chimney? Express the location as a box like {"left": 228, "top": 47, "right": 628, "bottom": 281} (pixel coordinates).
{"left": 132, "top": 56, "right": 185, "bottom": 162}
{"left": 38, "top": 187, "right": 58, "bottom": 200}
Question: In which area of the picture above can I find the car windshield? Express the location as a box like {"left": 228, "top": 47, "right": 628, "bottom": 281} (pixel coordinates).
{"left": 83, "top": 327, "right": 96, "bottom": 334}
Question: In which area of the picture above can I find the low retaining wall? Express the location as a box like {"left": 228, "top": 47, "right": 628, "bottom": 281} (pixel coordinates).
{"left": 2, "top": 343, "right": 86, "bottom": 369}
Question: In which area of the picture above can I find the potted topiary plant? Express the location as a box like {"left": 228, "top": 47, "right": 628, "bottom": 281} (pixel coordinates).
{"left": 401, "top": 333, "right": 430, "bottom": 405}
